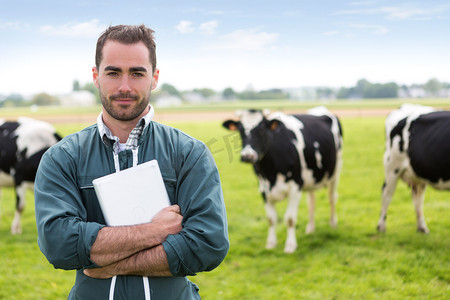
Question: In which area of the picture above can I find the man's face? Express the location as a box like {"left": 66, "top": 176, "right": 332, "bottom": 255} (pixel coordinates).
{"left": 93, "top": 40, "right": 159, "bottom": 122}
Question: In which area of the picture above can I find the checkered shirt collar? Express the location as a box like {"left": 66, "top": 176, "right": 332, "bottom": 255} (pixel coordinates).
{"left": 97, "top": 105, "right": 154, "bottom": 154}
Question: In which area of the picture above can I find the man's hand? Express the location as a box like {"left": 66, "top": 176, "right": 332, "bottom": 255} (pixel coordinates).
{"left": 152, "top": 205, "right": 183, "bottom": 242}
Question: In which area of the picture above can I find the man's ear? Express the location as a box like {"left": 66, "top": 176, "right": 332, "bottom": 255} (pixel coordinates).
{"left": 222, "top": 120, "right": 239, "bottom": 131}
{"left": 151, "top": 68, "right": 160, "bottom": 90}
{"left": 92, "top": 67, "right": 99, "bottom": 88}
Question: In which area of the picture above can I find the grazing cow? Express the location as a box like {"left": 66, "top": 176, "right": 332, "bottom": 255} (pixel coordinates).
{"left": 377, "top": 103, "right": 449, "bottom": 233}
{"left": 0, "top": 117, "right": 62, "bottom": 234}
{"left": 223, "top": 107, "right": 343, "bottom": 253}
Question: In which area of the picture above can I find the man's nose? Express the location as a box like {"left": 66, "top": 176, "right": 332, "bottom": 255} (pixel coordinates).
{"left": 118, "top": 77, "right": 132, "bottom": 92}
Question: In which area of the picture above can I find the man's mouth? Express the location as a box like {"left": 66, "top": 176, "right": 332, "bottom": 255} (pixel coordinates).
{"left": 110, "top": 93, "right": 139, "bottom": 101}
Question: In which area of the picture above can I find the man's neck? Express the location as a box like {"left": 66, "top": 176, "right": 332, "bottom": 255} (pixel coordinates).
{"left": 102, "top": 107, "right": 149, "bottom": 143}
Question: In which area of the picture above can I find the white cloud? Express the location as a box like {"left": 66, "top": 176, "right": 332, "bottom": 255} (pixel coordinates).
{"left": 205, "top": 10, "right": 225, "bottom": 16}
{"left": 0, "top": 21, "right": 28, "bottom": 30}
{"left": 334, "top": 4, "right": 450, "bottom": 21}
{"left": 381, "top": 6, "right": 448, "bottom": 20}
{"left": 199, "top": 20, "right": 218, "bottom": 35}
{"left": 349, "top": 23, "right": 389, "bottom": 35}
{"left": 216, "top": 28, "right": 278, "bottom": 51}
{"left": 40, "top": 19, "right": 105, "bottom": 38}
{"left": 176, "top": 20, "right": 218, "bottom": 35}
{"left": 175, "top": 21, "right": 194, "bottom": 33}
{"left": 349, "top": 1, "right": 377, "bottom": 6}
{"left": 323, "top": 31, "right": 340, "bottom": 36}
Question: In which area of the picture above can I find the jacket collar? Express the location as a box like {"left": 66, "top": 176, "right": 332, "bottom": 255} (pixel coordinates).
{"left": 97, "top": 105, "right": 154, "bottom": 154}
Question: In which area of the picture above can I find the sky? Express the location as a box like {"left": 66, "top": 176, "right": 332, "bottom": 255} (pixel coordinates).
{"left": 1, "top": 0, "right": 449, "bottom": 97}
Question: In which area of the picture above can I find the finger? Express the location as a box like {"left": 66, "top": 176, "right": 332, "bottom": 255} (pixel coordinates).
{"left": 170, "top": 204, "right": 181, "bottom": 213}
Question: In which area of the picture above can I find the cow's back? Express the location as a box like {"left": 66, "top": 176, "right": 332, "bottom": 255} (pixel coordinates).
{"left": 408, "top": 111, "right": 450, "bottom": 185}
{"left": 0, "top": 118, "right": 61, "bottom": 186}
{"left": 267, "top": 112, "right": 342, "bottom": 189}
{"left": 293, "top": 114, "right": 340, "bottom": 183}
{"left": 379, "top": 105, "right": 449, "bottom": 233}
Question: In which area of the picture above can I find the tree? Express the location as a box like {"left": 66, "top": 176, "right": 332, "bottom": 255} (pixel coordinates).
{"left": 238, "top": 88, "right": 287, "bottom": 100}
{"left": 423, "top": 78, "right": 441, "bottom": 97}
{"left": 0, "top": 93, "right": 28, "bottom": 107}
{"left": 356, "top": 78, "right": 371, "bottom": 97}
{"left": 222, "top": 87, "right": 237, "bottom": 100}
{"left": 193, "top": 88, "right": 216, "bottom": 98}
{"left": 316, "top": 87, "right": 335, "bottom": 99}
{"left": 73, "top": 80, "right": 81, "bottom": 91}
{"left": 337, "top": 79, "right": 398, "bottom": 99}
{"left": 160, "top": 83, "right": 181, "bottom": 97}
{"left": 361, "top": 82, "right": 396, "bottom": 98}
{"left": 80, "top": 82, "right": 97, "bottom": 94}
{"left": 337, "top": 87, "right": 358, "bottom": 99}
{"left": 31, "top": 93, "right": 59, "bottom": 106}
{"left": 257, "top": 89, "right": 287, "bottom": 99}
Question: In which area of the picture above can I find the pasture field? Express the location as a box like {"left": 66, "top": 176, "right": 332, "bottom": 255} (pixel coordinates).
{"left": 0, "top": 101, "right": 449, "bottom": 299}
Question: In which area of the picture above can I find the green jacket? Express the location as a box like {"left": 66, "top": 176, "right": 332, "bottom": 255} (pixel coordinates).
{"left": 35, "top": 121, "right": 229, "bottom": 300}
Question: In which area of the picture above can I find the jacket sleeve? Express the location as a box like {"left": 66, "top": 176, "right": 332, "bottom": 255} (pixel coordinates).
{"left": 34, "top": 144, "right": 104, "bottom": 270}
{"left": 162, "top": 138, "right": 229, "bottom": 276}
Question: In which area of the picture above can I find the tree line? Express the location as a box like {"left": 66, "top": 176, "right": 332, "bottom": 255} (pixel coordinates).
{"left": 154, "top": 78, "right": 450, "bottom": 101}
{"left": 0, "top": 78, "right": 449, "bottom": 107}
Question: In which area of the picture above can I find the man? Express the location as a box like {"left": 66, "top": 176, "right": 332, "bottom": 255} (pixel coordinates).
{"left": 34, "top": 24, "right": 229, "bottom": 300}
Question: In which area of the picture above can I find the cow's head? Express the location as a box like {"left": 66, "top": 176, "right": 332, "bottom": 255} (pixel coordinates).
{"left": 223, "top": 109, "right": 280, "bottom": 163}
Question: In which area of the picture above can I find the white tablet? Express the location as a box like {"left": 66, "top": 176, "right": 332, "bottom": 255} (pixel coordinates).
{"left": 93, "top": 160, "right": 171, "bottom": 226}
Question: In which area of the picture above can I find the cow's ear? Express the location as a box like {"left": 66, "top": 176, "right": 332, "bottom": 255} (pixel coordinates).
{"left": 269, "top": 120, "right": 279, "bottom": 131}
{"left": 223, "top": 120, "right": 239, "bottom": 131}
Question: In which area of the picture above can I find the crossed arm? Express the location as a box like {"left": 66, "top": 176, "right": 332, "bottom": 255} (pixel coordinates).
{"left": 84, "top": 204, "right": 183, "bottom": 278}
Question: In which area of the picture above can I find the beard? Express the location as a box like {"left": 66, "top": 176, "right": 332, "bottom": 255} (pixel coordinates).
{"left": 99, "top": 87, "right": 151, "bottom": 121}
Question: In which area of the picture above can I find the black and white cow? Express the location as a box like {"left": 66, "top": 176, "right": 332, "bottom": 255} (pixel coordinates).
{"left": 223, "top": 107, "right": 343, "bottom": 253}
{"left": 377, "top": 103, "right": 449, "bottom": 234}
{"left": 0, "top": 117, "right": 62, "bottom": 234}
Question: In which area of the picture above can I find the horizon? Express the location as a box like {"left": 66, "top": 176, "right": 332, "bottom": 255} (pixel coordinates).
{"left": 2, "top": 76, "right": 447, "bottom": 99}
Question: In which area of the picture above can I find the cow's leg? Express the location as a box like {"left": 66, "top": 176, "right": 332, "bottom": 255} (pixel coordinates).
{"left": 264, "top": 201, "right": 278, "bottom": 250}
{"left": 283, "top": 187, "right": 301, "bottom": 253}
{"left": 11, "top": 183, "right": 27, "bottom": 234}
{"left": 377, "top": 173, "right": 398, "bottom": 233}
{"left": 328, "top": 177, "right": 339, "bottom": 228}
{"left": 305, "top": 191, "right": 315, "bottom": 234}
{"left": 412, "top": 183, "right": 429, "bottom": 234}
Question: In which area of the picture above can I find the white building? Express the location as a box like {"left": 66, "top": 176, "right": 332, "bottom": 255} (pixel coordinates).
{"left": 59, "top": 91, "right": 96, "bottom": 107}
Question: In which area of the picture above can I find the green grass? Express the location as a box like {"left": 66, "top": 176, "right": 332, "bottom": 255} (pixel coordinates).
{"left": 0, "top": 104, "right": 449, "bottom": 299}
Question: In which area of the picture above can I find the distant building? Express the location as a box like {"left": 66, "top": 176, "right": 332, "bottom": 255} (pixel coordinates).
{"left": 183, "top": 92, "right": 206, "bottom": 103}
{"left": 284, "top": 87, "right": 320, "bottom": 101}
{"left": 438, "top": 88, "right": 450, "bottom": 98}
{"left": 398, "top": 86, "right": 426, "bottom": 98}
{"left": 59, "top": 91, "right": 96, "bottom": 107}
{"left": 154, "top": 95, "right": 183, "bottom": 107}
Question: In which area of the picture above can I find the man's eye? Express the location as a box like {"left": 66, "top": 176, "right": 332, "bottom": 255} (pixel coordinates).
{"left": 132, "top": 73, "right": 144, "bottom": 78}
{"left": 106, "top": 72, "right": 119, "bottom": 77}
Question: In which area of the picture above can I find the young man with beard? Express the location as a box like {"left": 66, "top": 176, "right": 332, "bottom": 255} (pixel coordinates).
{"left": 34, "top": 24, "right": 229, "bottom": 300}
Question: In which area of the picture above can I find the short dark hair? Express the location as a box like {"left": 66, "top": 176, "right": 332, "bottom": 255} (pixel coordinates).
{"left": 95, "top": 24, "right": 157, "bottom": 73}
